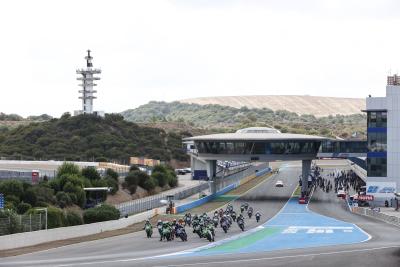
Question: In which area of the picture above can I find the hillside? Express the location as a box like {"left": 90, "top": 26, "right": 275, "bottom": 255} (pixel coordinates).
{"left": 0, "top": 113, "right": 190, "bottom": 163}
{"left": 179, "top": 95, "right": 365, "bottom": 117}
{"left": 0, "top": 113, "right": 53, "bottom": 129}
{"left": 121, "top": 101, "right": 367, "bottom": 139}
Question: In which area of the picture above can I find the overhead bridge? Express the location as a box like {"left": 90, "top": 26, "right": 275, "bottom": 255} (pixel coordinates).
{"left": 183, "top": 127, "right": 367, "bottom": 196}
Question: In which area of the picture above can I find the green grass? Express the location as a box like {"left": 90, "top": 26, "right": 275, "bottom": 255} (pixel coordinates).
{"left": 293, "top": 186, "right": 301, "bottom": 197}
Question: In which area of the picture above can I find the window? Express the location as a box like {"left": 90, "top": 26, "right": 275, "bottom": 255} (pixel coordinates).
{"left": 368, "top": 132, "right": 387, "bottom": 152}
{"left": 367, "top": 157, "right": 387, "bottom": 177}
{"left": 368, "top": 111, "right": 387, "bottom": 128}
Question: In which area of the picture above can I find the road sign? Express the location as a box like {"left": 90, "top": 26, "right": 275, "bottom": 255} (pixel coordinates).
{"left": 0, "top": 193, "right": 4, "bottom": 209}
{"left": 358, "top": 194, "right": 374, "bottom": 201}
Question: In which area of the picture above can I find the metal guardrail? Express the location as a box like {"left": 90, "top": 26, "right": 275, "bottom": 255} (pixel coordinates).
{"left": 352, "top": 207, "right": 400, "bottom": 227}
{"left": 116, "top": 183, "right": 209, "bottom": 216}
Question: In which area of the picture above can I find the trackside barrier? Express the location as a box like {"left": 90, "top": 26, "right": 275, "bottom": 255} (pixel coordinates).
{"left": 0, "top": 208, "right": 159, "bottom": 251}
{"left": 351, "top": 206, "right": 400, "bottom": 227}
{"left": 175, "top": 167, "right": 271, "bottom": 214}
{"left": 116, "top": 183, "right": 209, "bottom": 216}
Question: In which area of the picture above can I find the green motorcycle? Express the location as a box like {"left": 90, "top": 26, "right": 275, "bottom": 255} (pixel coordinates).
{"left": 145, "top": 224, "right": 153, "bottom": 238}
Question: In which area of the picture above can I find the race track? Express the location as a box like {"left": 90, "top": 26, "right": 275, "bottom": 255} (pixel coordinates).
{"left": 2, "top": 161, "right": 400, "bottom": 267}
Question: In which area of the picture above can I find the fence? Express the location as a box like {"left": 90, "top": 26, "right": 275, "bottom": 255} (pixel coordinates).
{"left": 0, "top": 213, "right": 46, "bottom": 236}
{"left": 116, "top": 164, "right": 270, "bottom": 216}
{"left": 116, "top": 183, "right": 210, "bottom": 216}
{"left": 352, "top": 206, "right": 400, "bottom": 227}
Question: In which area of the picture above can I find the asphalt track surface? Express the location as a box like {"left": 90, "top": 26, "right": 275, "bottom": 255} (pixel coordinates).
{"left": 2, "top": 161, "right": 400, "bottom": 267}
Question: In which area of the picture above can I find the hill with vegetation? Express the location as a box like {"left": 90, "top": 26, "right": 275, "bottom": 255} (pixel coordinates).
{"left": 121, "top": 101, "right": 367, "bottom": 139}
{"left": 0, "top": 113, "right": 190, "bottom": 163}
{"left": 0, "top": 113, "right": 53, "bottom": 130}
{"left": 179, "top": 95, "right": 365, "bottom": 117}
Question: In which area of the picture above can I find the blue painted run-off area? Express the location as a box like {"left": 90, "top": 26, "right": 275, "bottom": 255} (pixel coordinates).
{"left": 176, "top": 167, "right": 271, "bottom": 214}
{"left": 189, "top": 197, "right": 370, "bottom": 256}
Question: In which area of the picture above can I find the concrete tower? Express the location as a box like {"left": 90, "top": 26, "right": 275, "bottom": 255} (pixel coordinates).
{"left": 75, "top": 50, "right": 102, "bottom": 116}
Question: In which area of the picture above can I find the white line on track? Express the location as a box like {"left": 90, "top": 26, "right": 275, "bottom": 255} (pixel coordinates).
{"left": 150, "top": 245, "right": 400, "bottom": 267}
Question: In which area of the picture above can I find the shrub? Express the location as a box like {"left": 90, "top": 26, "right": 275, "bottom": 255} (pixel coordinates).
{"left": 22, "top": 188, "right": 37, "bottom": 206}
{"left": 58, "top": 174, "right": 85, "bottom": 190}
{"left": 57, "top": 162, "right": 80, "bottom": 178}
{"left": 90, "top": 179, "right": 108, "bottom": 201}
{"left": 152, "top": 172, "right": 167, "bottom": 187}
{"left": 16, "top": 202, "right": 31, "bottom": 214}
{"left": 75, "top": 187, "right": 86, "bottom": 208}
{"left": 82, "top": 167, "right": 101, "bottom": 180}
{"left": 0, "top": 180, "right": 24, "bottom": 198}
{"left": 48, "top": 178, "right": 61, "bottom": 192}
{"left": 105, "top": 168, "right": 119, "bottom": 181}
{"left": 125, "top": 172, "right": 139, "bottom": 186}
{"left": 83, "top": 204, "right": 120, "bottom": 224}
{"left": 5, "top": 194, "right": 20, "bottom": 206}
{"left": 128, "top": 184, "right": 137, "bottom": 194}
{"left": 35, "top": 201, "right": 49, "bottom": 207}
{"left": 142, "top": 177, "right": 157, "bottom": 192}
{"left": 63, "top": 181, "right": 76, "bottom": 193}
{"left": 56, "top": 191, "right": 72, "bottom": 208}
{"left": 65, "top": 211, "right": 83, "bottom": 226}
{"left": 0, "top": 209, "right": 22, "bottom": 234}
{"left": 31, "top": 185, "right": 55, "bottom": 204}
{"left": 47, "top": 206, "right": 64, "bottom": 228}
{"left": 105, "top": 177, "right": 118, "bottom": 195}
{"left": 67, "top": 193, "right": 78, "bottom": 204}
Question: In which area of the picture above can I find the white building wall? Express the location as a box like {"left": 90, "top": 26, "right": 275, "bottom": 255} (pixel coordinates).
{"left": 386, "top": 85, "right": 400, "bottom": 191}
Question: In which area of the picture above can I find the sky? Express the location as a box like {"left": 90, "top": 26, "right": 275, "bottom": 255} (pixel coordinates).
{"left": 0, "top": 0, "right": 399, "bottom": 117}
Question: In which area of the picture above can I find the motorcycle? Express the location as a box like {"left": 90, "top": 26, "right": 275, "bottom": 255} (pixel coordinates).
{"left": 145, "top": 224, "right": 153, "bottom": 238}
{"left": 193, "top": 224, "right": 202, "bottom": 238}
{"left": 213, "top": 216, "right": 219, "bottom": 228}
{"left": 157, "top": 224, "right": 163, "bottom": 236}
{"left": 247, "top": 210, "right": 253, "bottom": 219}
{"left": 202, "top": 227, "right": 215, "bottom": 242}
{"left": 255, "top": 213, "right": 261, "bottom": 223}
{"left": 184, "top": 216, "right": 191, "bottom": 227}
{"left": 237, "top": 218, "right": 245, "bottom": 231}
{"left": 176, "top": 227, "right": 187, "bottom": 242}
{"left": 231, "top": 212, "right": 237, "bottom": 222}
{"left": 221, "top": 220, "right": 229, "bottom": 233}
{"left": 161, "top": 227, "right": 172, "bottom": 241}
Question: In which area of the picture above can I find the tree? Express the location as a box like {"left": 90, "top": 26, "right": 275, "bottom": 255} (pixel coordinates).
{"left": 82, "top": 167, "right": 101, "bottom": 180}
{"left": 152, "top": 172, "right": 167, "bottom": 187}
{"left": 56, "top": 191, "right": 72, "bottom": 208}
{"left": 0, "top": 180, "right": 24, "bottom": 199}
{"left": 57, "top": 162, "right": 80, "bottom": 178}
{"left": 105, "top": 168, "right": 119, "bottom": 181}
{"left": 22, "top": 188, "right": 37, "bottom": 206}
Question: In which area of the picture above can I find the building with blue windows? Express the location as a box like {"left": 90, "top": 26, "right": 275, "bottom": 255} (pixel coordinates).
{"left": 364, "top": 75, "right": 399, "bottom": 201}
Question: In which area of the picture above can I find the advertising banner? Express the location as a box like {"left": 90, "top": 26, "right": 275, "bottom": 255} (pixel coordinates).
{"left": 358, "top": 195, "right": 374, "bottom": 201}
{"left": 366, "top": 182, "right": 396, "bottom": 199}
{"left": 130, "top": 157, "right": 160, "bottom": 167}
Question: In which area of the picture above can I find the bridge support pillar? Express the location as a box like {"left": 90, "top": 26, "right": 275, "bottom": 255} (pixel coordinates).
{"left": 206, "top": 160, "right": 217, "bottom": 194}
{"left": 302, "top": 159, "right": 311, "bottom": 197}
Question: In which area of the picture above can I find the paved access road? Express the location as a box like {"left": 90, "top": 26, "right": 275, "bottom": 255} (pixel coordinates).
{"left": 2, "top": 161, "right": 400, "bottom": 267}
